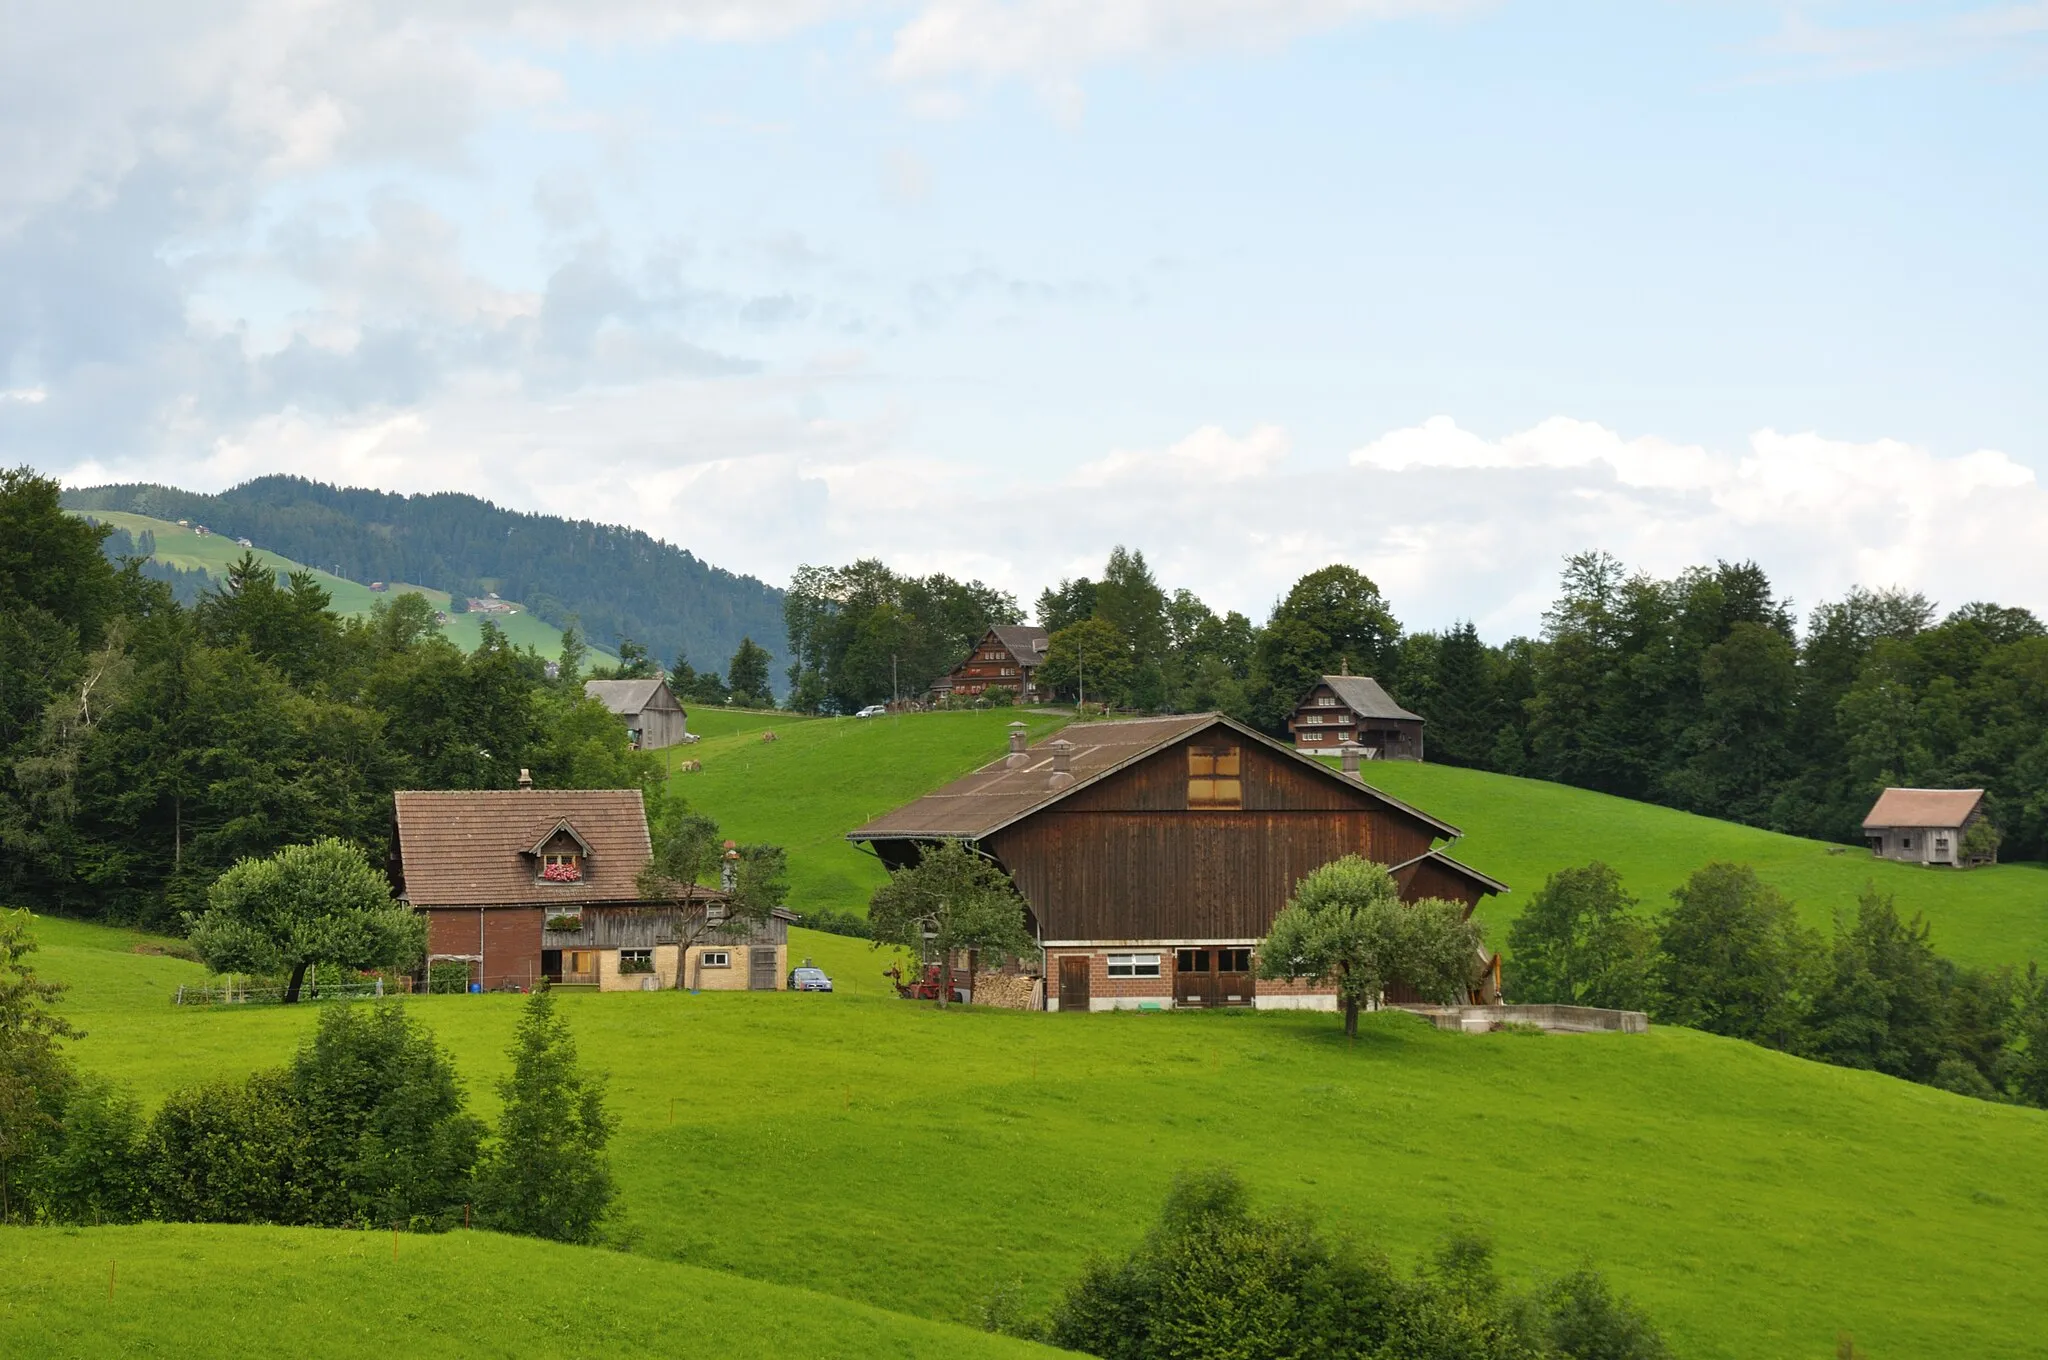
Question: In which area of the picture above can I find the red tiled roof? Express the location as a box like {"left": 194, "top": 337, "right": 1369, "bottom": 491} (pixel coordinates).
{"left": 1862, "top": 788, "right": 1984, "bottom": 830}
{"left": 394, "top": 789, "right": 654, "bottom": 907}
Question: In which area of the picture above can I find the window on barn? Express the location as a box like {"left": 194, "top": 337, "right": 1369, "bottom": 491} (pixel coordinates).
{"left": 540, "top": 851, "right": 583, "bottom": 882}
{"left": 1187, "top": 745, "right": 1242, "bottom": 808}
{"left": 701, "top": 950, "right": 731, "bottom": 968}
{"left": 1107, "top": 953, "right": 1160, "bottom": 978}
{"left": 1316, "top": 695, "right": 1337, "bottom": 706}
{"left": 1219, "top": 948, "right": 1251, "bottom": 972}
{"left": 619, "top": 949, "right": 654, "bottom": 974}
{"left": 1298, "top": 731, "right": 1320, "bottom": 742}
{"left": 1902, "top": 836, "right": 1913, "bottom": 851}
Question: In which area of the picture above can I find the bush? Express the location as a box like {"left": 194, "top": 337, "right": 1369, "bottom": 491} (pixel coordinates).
{"left": 145, "top": 1070, "right": 311, "bottom": 1224}
{"left": 1038, "top": 1169, "right": 1674, "bottom": 1360}
{"left": 289, "top": 1003, "right": 484, "bottom": 1229}
{"left": 31, "top": 1077, "right": 147, "bottom": 1224}
{"left": 428, "top": 960, "right": 472, "bottom": 994}
{"left": 799, "top": 910, "right": 872, "bottom": 940}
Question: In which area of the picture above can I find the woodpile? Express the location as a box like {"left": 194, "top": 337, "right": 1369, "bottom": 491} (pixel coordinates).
{"left": 972, "top": 971, "right": 1041, "bottom": 1010}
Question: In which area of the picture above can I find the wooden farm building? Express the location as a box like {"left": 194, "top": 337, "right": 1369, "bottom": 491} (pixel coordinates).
{"left": 848, "top": 714, "right": 1503, "bottom": 1012}
{"left": 1862, "top": 788, "right": 1995, "bottom": 867}
{"left": 939, "top": 626, "right": 1051, "bottom": 703}
{"left": 391, "top": 782, "right": 791, "bottom": 992}
{"left": 1287, "top": 671, "right": 1425, "bottom": 760}
{"left": 584, "top": 678, "right": 689, "bottom": 751}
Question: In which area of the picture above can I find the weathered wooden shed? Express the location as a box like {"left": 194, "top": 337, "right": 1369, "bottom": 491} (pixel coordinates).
{"left": 584, "top": 678, "right": 689, "bottom": 751}
{"left": 847, "top": 713, "right": 1503, "bottom": 1011}
{"left": 1862, "top": 788, "right": 1994, "bottom": 867}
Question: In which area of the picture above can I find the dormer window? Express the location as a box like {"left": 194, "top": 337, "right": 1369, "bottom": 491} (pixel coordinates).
{"left": 540, "top": 852, "right": 583, "bottom": 882}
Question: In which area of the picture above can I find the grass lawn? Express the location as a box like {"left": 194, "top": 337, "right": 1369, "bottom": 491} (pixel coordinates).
{"left": 23, "top": 913, "right": 2048, "bottom": 1360}
{"left": 0, "top": 1223, "right": 1058, "bottom": 1359}
{"left": 1353, "top": 761, "right": 2048, "bottom": 971}
{"left": 71, "top": 509, "right": 610, "bottom": 663}
{"left": 651, "top": 708, "right": 1069, "bottom": 915}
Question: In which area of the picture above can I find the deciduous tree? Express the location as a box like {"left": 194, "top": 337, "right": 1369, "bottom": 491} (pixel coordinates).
{"left": 867, "top": 842, "right": 1034, "bottom": 1007}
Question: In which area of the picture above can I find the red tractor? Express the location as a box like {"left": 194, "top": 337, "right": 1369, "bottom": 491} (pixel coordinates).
{"left": 883, "top": 962, "right": 970, "bottom": 1004}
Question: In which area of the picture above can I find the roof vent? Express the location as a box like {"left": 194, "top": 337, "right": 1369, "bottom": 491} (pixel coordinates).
{"left": 1006, "top": 722, "right": 1029, "bottom": 767}
{"left": 1339, "top": 744, "right": 1364, "bottom": 779}
{"left": 1046, "top": 739, "right": 1075, "bottom": 790}
{"left": 517, "top": 768, "right": 534, "bottom": 790}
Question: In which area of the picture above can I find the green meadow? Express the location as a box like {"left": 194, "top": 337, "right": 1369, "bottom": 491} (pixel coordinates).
{"left": 72, "top": 508, "right": 610, "bottom": 663}
{"left": 1356, "top": 760, "right": 2048, "bottom": 971}
{"left": 16, "top": 912, "right": 2048, "bottom": 1360}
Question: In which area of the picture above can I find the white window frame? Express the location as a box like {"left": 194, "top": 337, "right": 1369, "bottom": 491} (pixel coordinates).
{"left": 1106, "top": 952, "right": 1161, "bottom": 978}
{"left": 1299, "top": 731, "right": 1321, "bottom": 742}
{"left": 701, "top": 950, "right": 731, "bottom": 968}
{"left": 619, "top": 948, "right": 654, "bottom": 967}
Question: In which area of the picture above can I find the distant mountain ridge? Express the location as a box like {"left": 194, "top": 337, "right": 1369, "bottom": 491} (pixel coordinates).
{"left": 64, "top": 477, "right": 786, "bottom": 681}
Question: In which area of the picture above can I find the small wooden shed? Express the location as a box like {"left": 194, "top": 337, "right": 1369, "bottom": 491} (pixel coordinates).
{"left": 584, "top": 678, "right": 689, "bottom": 750}
{"left": 1862, "top": 788, "right": 1993, "bottom": 867}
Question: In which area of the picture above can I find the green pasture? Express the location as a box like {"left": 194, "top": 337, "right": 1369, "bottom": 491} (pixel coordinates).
{"left": 21, "top": 912, "right": 2048, "bottom": 1360}
{"left": 72, "top": 509, "right": 608, "bottom": 663}
{"left": 655, "top": 708, "right": 1069, "bottom": 914}
{"left": 0, "top": 1223, "right": 1056, "bottom": 1359}
{"left": 1355, "top": 761, "right": 2048, "bottom": 971}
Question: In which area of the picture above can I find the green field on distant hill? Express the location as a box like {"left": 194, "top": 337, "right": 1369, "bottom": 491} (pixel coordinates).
{"left": 72, "top": 509, "right": 612, "bottom": 664}
{"left": 1356, "top": 760, "right": 2048, "bottom": 972}
{"left": 16, "top": 911, "right": 2048, "bottom": 1360}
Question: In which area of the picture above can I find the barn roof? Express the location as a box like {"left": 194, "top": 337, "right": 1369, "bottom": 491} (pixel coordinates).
{"left": 1390, "top": 848, "right": 1510, "bottom": 896}
{"left": 583, "top": 678, "right": 667, "bottom": 716}
{"left": 393, "top": 788, "right": 654, "bottom": 907}
{"left": 989, "top": 625, "right": 1051, "bottom": 662}
{"left": 846, "top": 712, "right": 1458, "bottom": 844}
{"left": 1862, "top": 788, "right": 1985, "bottom": 830}
{"left": 1319, "top": 675, "right": 1424, "bottom": 723}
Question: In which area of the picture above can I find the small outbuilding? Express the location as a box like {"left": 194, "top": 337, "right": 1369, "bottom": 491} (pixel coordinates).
{"left": 584, "top": 677, "right": 689, "bottom": 751}
{"left": 1862, "top": 788, "right": 1995, "bottom": 867}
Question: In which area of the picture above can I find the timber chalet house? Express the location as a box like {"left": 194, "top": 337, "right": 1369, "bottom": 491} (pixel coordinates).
{"left": 392, "top": 780, "right": 793, "bottom": 992}
{"left": 1287, "top": 670, "right": 1425, "bottom": 760}
{"left": 935, "top": 626, "right": 1051, "bottom": 703}
{"left": 848, "top": 714, "right": 1503, "bottom": 1011}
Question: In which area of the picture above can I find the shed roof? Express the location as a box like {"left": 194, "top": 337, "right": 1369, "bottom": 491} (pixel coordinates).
{"left": 989, "top": 625, "right": 1050, "bottom": 662}
{"left": 846, "top": 712, "right": 1457, "bottom": 844}
{"left": 393, "top": 788, "right": 655, "bottom": 907}
{"left": 1390, "top": 848, "right": 1511, "bottom": 896}
{"left": 583, "top": 678, "right": 676, "bottom": 717}
{"left": 1318, "top": 675, "right": 1424, "bottom": 723}
{"left": 1862, "top": 788, "right": 1985, "bottom": 830}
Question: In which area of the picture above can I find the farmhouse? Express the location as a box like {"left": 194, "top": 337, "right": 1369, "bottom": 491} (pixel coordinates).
{"left": 584, "top": 677, "right": 689, "bottom": 751}
{"left": 940, "top": 626, "right": 1051, "bottom": 703}
{"left": 1862, "top": 788, "right": 1995, "bottom": 867}
{"left": 1287, "top": 671, "right": 1425, "bottom": 759}
{"left": 391, "top": 781, "right": 790, "bottom": 992}
{"left": 847, "top": 714, "right": 1503, "bottom": 1011}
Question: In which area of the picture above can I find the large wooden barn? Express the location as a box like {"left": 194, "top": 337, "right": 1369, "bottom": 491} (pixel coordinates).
{"left": 391, "top": 783, "right": 791, "bottom": 992}
{"left": 847, "top": 714, "right": 1503, "bottom": 1011}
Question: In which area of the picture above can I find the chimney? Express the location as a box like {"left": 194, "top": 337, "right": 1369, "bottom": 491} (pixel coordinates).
{"left": 1339, "top": 744, "right": 1364, "bottom": 779}
{"left": 517, "top": 768, "right": 534, "bottom": 790}
{"left": 1339, "top": 655, "right": 1350, "bottom": 676}
{"left": 1006, "top": 721, "right": 1029, "bottom": 768}
{"left": 1046, "top": 739, "right": 1075, "bottom": 790}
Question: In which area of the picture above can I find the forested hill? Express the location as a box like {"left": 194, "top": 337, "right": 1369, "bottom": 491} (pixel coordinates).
{"left": 63, "top": 477, "right": 786, "bottom": 679}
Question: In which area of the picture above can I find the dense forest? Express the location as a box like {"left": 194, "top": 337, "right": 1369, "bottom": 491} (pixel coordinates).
{"left": 62, "top": 477, "right": 787, "bottom": 690}
{"left": 790, "top": 546, "right": 2048, "bottom": 859}
{"left": 4, "top": 469, "right": 662, "bottom": 929}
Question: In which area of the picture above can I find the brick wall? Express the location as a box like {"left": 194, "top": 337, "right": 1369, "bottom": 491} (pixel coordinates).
{"left": 424, "top": 907, "right": 542, "bottom": 990}
{"left": 1045, "top": 945, "right": 1340, "bottom": 1012}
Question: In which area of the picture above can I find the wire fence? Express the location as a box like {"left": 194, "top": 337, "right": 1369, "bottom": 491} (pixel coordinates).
{"left": 173, "top": 977, "right": 390, "bottom": 1007}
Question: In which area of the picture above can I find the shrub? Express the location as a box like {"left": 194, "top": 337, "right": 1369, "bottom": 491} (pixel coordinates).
{"left": 145, "top": 1070, "right": 311, "bottom": 1224}
{"left": 289, "top": 1003, "right": 484, "bottom": 1230}
{"left": 428, "top": 960, "right": 472, "bottom": 994}
{"left": 31, "top": 1077, "right": 147, "bottom": 1224}
{"left": 799, "top": 910, "right": 872, "bottom": 940}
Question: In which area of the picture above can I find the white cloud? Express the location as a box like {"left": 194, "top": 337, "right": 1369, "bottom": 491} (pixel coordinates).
{"left": 885, "top": 0, "right": 1480, "bottom": 88}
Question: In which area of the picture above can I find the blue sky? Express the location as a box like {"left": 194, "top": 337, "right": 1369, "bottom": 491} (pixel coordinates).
{"left": 6, "top": 1, "right": 2045, "bottom": 636}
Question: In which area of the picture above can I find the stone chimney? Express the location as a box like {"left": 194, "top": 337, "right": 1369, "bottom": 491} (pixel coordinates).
{"left": 1046, "top": 739, "right": 1075, "bottom": 790}
{"left": 1006, "top": 721, "right": 1030, "bottom": 768}
{"left": 1339, "top": 744, "right": 1363, "bottom": 779}
{"left": 517, "top": 768, "right": 534, "bottom": 790}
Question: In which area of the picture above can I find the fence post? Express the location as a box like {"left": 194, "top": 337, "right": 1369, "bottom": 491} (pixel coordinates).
{"left": 174, "top": 985, "right": 183, "bottom": 1007}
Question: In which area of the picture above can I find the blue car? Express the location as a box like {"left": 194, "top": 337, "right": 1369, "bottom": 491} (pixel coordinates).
{"left": 788, "top": 966, "right": 834, "bottom": 992}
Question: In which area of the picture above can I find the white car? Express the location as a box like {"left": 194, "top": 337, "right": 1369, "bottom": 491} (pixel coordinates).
{"left": 854, "top": 705, "right": 888, "bottom": 718}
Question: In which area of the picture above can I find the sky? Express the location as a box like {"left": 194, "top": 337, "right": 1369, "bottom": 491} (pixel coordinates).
{"left": 5, "top": 0, "right": 2045, "bottom": 639}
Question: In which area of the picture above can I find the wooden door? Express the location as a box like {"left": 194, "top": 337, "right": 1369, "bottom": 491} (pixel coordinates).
{"left": 1058, "top": 956, "right": 1090, "bottom": 1012}
{"left": 1214, "top": 947, "right": 1254, "bottom": 1007}
{"left": 748, "top": 947, "right": 778, "bottom": 990}
{"left": 1176, "top": 948, "right": 1217, "bottom": 1007}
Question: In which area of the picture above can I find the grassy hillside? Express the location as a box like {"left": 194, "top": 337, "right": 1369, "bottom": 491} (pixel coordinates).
{"left": 1354, "top": 761, "right": 2048, "bottom": 971}
{"left": 72, "top": 509, "right": 612, "bottom": 664}
{"left": 657, "top": 708, "right": 1070, "bottom": 914}
{"left": 24, "top": 913, "right": 2048, "bottom": 1360}
{"left": 0, "top": 1224, "right": 1057, "bottom": 1359}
